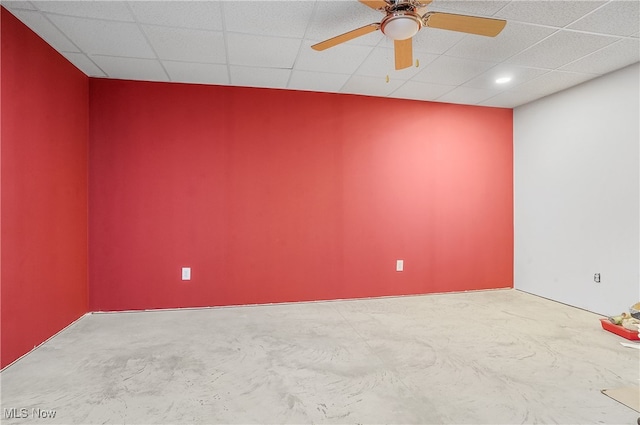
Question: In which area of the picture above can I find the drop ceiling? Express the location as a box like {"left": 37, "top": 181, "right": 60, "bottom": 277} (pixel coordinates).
{"left": 2, "top": 0, "right": 639, "bottom": 108}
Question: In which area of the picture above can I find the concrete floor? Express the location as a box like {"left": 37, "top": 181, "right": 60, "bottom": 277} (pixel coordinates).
{"left": 1, "top": 289, "right": 639, "bottom": 424}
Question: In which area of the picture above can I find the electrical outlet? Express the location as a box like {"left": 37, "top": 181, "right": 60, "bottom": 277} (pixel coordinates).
{"left": 594, "top": 273, "right": 601, "bottom": 283}
{"left": 182, "top": 267, "right": 191, "bottom": 281}
{"left": 396, "top": 260, "right": 404, "bottom": 272}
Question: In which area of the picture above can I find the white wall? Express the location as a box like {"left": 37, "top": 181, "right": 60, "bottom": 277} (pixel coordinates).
{"left": 514, "top": 63, "right": 639, "bottom": 315}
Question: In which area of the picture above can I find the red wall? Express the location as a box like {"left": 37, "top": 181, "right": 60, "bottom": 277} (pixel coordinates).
{"left": 89, "top": 79, "right": 513, "bottom": 311}
{"left": 1, "top": 8, "right": 89, "bottom": 368}
{"left": 1, "top": 5, "right": 511, "bottom": 367}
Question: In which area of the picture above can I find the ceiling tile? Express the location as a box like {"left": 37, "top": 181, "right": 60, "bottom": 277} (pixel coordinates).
{"left": 91, "top": 56, "right": 168, "bottom": 82}
{"left": 445, "top": 21, "right": 556, "bottom": 62}
{"left": 223, "top": 1, "right": 313, "bottom": 38}
{"left": 569, "top": 0, "right": 640, "bottom": 36}
{"left": 288, "top": 70, "right": 351, "bottom": 93}
{"left": 341, "top": 75, "right": 404, "bottom": 97}
{"left": 436, "top": 86, "right": 501, "bottom": 105}
{"left": 412, "top": 55, "right": 495, "bottom": 85}
{"left": 295, "top": 39, "right": 373, "bottom": 74}
{"left": 560, "top": 38, "right": 640, "bottom": 75}
{"left": 480, "top": 90, "right": 546, "bottom": 108}
{"left": 60, "top": 52, "right": 106, "bottom": 77}
{"left": 227, "top": 33, "right": 301, "bottom": 69}
{"left": 512, "top": 70, "right": 597, "bottom": 96}
{"left": 306, "top": 1, "right": 385, "bottom": 46}
{"left": 163, "top": 61, "right": 229, "bottom": 86}
{"left": 129, "top": 1, "right": 223, "bottom": 31}
{"left": 355, "top": 47, "right": 437, "bottom": 80}
{"left": 9, "top": 9, "right": 79, "bottom": 52}
{"left": 402, "top": 28, "right": 466, "bottom": 55}
{"left": 48, "top": 14, "right": 155, "bottom": 58}
{"left": 33, "top": 1, "right": 134, "bottom": 22}
{"left": 464, "top": 64, "right": 549, "bottom": 90}
{"left": 428, "top": 1, "right": 511, "bottom": 17}
{"left": 495, "top": 1, "right": 606, "bottom": 27}
{"left": 4, "top": 0, "right": 636, "bottom": 107}
{"left": 2, "top": 1, "right": 36, "bottom": 11}
{"left": 391, "top": 80, "right": 455, "bottom": 101}
{"left": 506, "top": 30, "right": 618, "bottom": 69}
{"left": 229, "top": 66, "right": 291, "bottom": 89}
{"left": 142, "top": 25, "right": 225, "bottom": 63}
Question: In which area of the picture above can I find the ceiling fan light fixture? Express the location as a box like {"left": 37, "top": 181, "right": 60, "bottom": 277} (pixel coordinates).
{"left": 381, "top": 12, "right": 422, "bottom": 40}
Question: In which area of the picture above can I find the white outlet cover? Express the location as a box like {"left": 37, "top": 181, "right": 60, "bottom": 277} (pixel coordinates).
{"left": 182, "top": 267, "right": 191, "bottom": 280}
{"left": 396, "top": 260, "right": 404, "bottom": 272}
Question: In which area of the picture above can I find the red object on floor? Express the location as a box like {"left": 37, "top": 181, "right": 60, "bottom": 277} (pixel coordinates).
{"left": 600, "top": 319, "right": 640, "bottom": 340}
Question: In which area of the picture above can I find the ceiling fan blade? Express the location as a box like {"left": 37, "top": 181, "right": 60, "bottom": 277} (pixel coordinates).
{"left": 311, "top": 24, "right": 380, "bottom": 51}
{"left": 394, "top": 38, "right": 413, "bottom": 70}
{"left": 358, "top": 0, "right": 388, "bottom": 11}
{"left": 424, "top": 12, "right": 506, "bottom": 37}
{"left": 416, "top": 0, "right": 434, "bottom": 16}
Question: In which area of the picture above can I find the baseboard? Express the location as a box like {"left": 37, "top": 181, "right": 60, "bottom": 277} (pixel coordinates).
{"left": 1, "top": 312, "right": 91, "bottom": 372}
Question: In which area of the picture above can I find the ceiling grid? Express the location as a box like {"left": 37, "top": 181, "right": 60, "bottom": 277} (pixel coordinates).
{"left": 2, "top": 0, "right": 638, "bottom": 108}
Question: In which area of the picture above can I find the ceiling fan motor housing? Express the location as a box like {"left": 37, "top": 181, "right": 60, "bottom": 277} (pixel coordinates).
{"left": 380, "top": 11, "right": 423, "bottom": 40}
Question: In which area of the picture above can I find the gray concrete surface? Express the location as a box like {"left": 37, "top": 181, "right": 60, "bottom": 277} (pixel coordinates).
{"left": 1, "top": 289, "right": 639, "bottom": 424}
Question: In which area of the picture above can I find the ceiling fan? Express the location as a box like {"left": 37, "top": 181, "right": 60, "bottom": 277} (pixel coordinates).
{"left": 311, "top": 0, "right": 507, "bottom": 71}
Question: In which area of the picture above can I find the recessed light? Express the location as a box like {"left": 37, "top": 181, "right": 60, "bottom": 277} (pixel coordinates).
{"left": 496, "top": 76, "right": 512, "bottom": 84}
